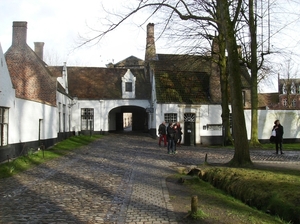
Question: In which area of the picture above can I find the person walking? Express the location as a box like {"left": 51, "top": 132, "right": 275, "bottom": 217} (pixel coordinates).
{"left": 167, "top": 122, "right": 176, "bottom": 154}
{"left": 176, "top": 122, "right": 183, "bottom": 147}
{"left": 273, "top": 119, "right": 284, "bottom": 154}
{"left": 158, "top": 121, "right": 167, "bottom": 147}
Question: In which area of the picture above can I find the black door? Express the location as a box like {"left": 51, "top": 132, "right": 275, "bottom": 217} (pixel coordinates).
{"left": 184, "top": 121, "right": 195, "bottom": 145}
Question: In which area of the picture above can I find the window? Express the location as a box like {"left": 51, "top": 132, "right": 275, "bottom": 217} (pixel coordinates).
{"left": 58, "top": 103, "right": 61, "bottom": 132}
{"left": 125, "top": 82, "right": 132, "bottom": 92}
{"left": 81, "top": 108, "right": 94, "bottom": 130}
{"left": 242, "top": 91, "right": 245, "bottom": 106}
{"left": 282, "top": 98, "right": 287, "bottom": 107}
{"left": 122, "top": 70, "right": 136, "bottom": 98}
{"left": 69, "top": 107, "right": 71, "bottom": 132}
{"left": 164, "top": 113, "right": 177, "bottom": 123}
{"left": 184, "top": 113, "right": 195, "bottom": 122}
{"left": 63, "top": 104, "right": 66, "bottom": 132}
{"left": 292, "top": 99, "right": 297, "bottom": 107}
{"left": 0, "top": 107, "right": 9, "bottom": 146}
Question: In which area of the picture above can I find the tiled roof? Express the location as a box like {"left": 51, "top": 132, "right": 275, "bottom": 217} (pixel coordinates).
{"left": 240, "top": 64, "right": 251, "bottom": 88}
{"left": 5, "top": 45, "right": 57, "bottom": 106}
{"left": 258, "top": 93, "right": 279, "bottom": 108}
{"left": 153, "top": 54, "right": 211, "bottom": 104}
{"left": 61, "top": 67, "right": 151, "bottom": 100}
{"left": 107, "top": 56, "right": 144, "bottom": 69}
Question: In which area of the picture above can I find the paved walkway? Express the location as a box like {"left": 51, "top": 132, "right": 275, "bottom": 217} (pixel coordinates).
{"left": 0, "top": 133, "right": 299, "bottom": 224}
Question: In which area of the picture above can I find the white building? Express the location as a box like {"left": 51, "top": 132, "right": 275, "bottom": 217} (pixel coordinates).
{"left": 1, "top": 21, "right": 300, "bottom": 162}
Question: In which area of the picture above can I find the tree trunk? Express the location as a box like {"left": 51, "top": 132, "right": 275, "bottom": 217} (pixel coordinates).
{"left": 218, "top": 35, "right": 233, "bottom": 145}
{"left": 249, "top": 0, "right": 260, "bottom": 147}
{"left": 218, "top": 0, "right": 252, "bottom": 166}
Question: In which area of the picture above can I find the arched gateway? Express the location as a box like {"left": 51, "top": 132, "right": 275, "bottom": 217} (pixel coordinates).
{"left": 108, "top": 106, "right": 148, "bottom": 132}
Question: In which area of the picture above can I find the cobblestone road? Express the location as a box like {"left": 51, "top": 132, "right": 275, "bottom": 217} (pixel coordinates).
{"left": 0, "top": 133, "right": 299, "bottom": 224}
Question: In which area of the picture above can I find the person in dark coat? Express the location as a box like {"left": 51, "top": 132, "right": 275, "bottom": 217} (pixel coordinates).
{"left": 175, "top": 122, "right": 183, "bottom": 147}
{"left": 158, "top": 121, "right": 167, "bottom": 147}
{"left": 173, "top": 124, "right": 178, "bottom": 153}
{"left": 167, "top": 122, "right": 176, "bottom": 154}
{"left": 273, "top": 119, "right": 284, "bottom": 154}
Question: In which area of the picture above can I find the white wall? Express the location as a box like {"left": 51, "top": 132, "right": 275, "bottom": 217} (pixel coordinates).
{"left": 71, "top": 99, "right": 150, "bottom": 132}
{"left": 155, "top": 104, "right": 300, "bottom": 144}
{"left": 56, "top": 91, "right": 73, "bottom": 133}
{"left": 0, "top": 43, "right": 15, "bottom": 108}
{"left": 245, "top": 109, "right": 300, "bottom": 140}
{"left": 8, "top": 98, "right": 57, "bottom": 144}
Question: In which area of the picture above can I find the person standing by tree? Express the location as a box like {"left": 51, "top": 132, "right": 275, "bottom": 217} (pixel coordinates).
{"left": 273, "top": 120, "right": 284, "bottom": 154}
{"left": 158, "top": 121, "right": 167, "bottom": 147}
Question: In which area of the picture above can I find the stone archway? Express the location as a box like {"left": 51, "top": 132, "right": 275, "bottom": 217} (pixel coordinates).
{"left": 108, "top": 106, "right": 148, "bottom": 132}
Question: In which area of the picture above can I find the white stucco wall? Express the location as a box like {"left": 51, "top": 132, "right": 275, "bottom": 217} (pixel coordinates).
{"left": 71, "top": 99, "right": 150, "bottom": 132}
{"left": 56, "top": 91, "right": 73, "bottom": 133}
{"left": 245, "top": 109, "right": 300, "bottom": 140}
{"left": 8, "top": 98, "right": 57, "bottom": 144}
{"left": 155, "top": 103, "right": 300, "bottom": 144}
{"left": 0, "top": 43, "right": 15, "bottom": 108}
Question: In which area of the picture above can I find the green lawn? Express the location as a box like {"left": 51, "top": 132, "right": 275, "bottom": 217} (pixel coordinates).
{"left": 0, "top": 135, "right": 102, "bottom": 179}
{"left": 199, "top": 165, "right": 300, "bottom": 223}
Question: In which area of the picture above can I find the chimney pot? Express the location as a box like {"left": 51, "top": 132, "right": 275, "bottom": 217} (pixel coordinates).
{"left": 34, "top": 42, "right": 45, "bottom": 60}
{"left": 145, "top": 23, "right": 156, "bottom": 61}
{"left": 12, "top": 21, "right": 27, "bottom": 46}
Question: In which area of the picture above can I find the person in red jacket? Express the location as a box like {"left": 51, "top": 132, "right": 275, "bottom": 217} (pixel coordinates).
{"left": 158, "top": 121, "right": 167, "bottom": 147}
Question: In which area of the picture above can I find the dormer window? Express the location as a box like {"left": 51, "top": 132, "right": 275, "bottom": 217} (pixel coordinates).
{"left": 291, "top": 82, "right": 296, "bottom": 94}
{"left": 122, "top": 69, "right": 136, "bottom": 98}
{"left": 125, "top": 82, "right": 133, "bottom": 92}
{"left": 282, "top": 83, "right": 287, "bottom": 94}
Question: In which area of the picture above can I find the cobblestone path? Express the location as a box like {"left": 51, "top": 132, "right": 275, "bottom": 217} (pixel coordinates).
{"left": 0, "top": 133, "right": 299, "bottom": 224}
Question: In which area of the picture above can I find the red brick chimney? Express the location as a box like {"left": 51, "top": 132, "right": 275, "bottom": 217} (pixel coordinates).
{"left": 34, "top": 42, "right": 44, "bottom": 60}
{"left": 145, "top": 23, "right": 156, "bottom": 61}
{"left": 12, "top": 21, "right": 27, "bottom": 46}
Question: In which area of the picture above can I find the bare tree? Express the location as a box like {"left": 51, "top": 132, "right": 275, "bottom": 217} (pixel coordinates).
{"left": 84, "top": 0, "right": 251, "bottom": 165}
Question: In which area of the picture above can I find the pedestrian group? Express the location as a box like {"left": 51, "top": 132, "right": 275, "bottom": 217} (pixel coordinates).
{"left": 158, "top": 121, "right": 182, "bottom": 154}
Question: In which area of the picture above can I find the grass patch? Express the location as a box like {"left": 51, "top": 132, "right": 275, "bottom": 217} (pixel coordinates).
{"left": 199, "top": 165, "right": 300, "bottom": 223}
{"left": 0, "top": 135, "right": 102, "bottom": 179}
{"left": 179, "top": 175, "right": 290, "bottom": 223}
{"left": 257, "top": 143, "right": 300, "bottom": 151}
{"left": 189, "top": 208, "right": 208, "bottom": 220}
{"left": 208, "top": 143, "right": 300, "bottom": 151}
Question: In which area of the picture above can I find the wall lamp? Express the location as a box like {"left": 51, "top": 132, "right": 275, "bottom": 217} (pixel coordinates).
{"left": 68, "top": 97, "right": 78, "bottom": 108}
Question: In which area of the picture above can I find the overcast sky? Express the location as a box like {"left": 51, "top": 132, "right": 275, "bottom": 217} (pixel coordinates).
{"left": 1, "top": 0, "right": 300, "bottom": 92}
{"left": 0, "top": 0, "right": 158, "bottom": 67}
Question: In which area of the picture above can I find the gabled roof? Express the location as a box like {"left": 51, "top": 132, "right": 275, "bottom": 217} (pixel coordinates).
{"left": 59, "top": 67, "right": 151, "bottom": 100}
{"left": 152, "top": 54, "right": 211, "bottom": 104}
{"left": 5, "top": 44, "right": 57, "bottom": 106}
{"left": 106, "top": 56, "right": 144, "bottom": 69}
